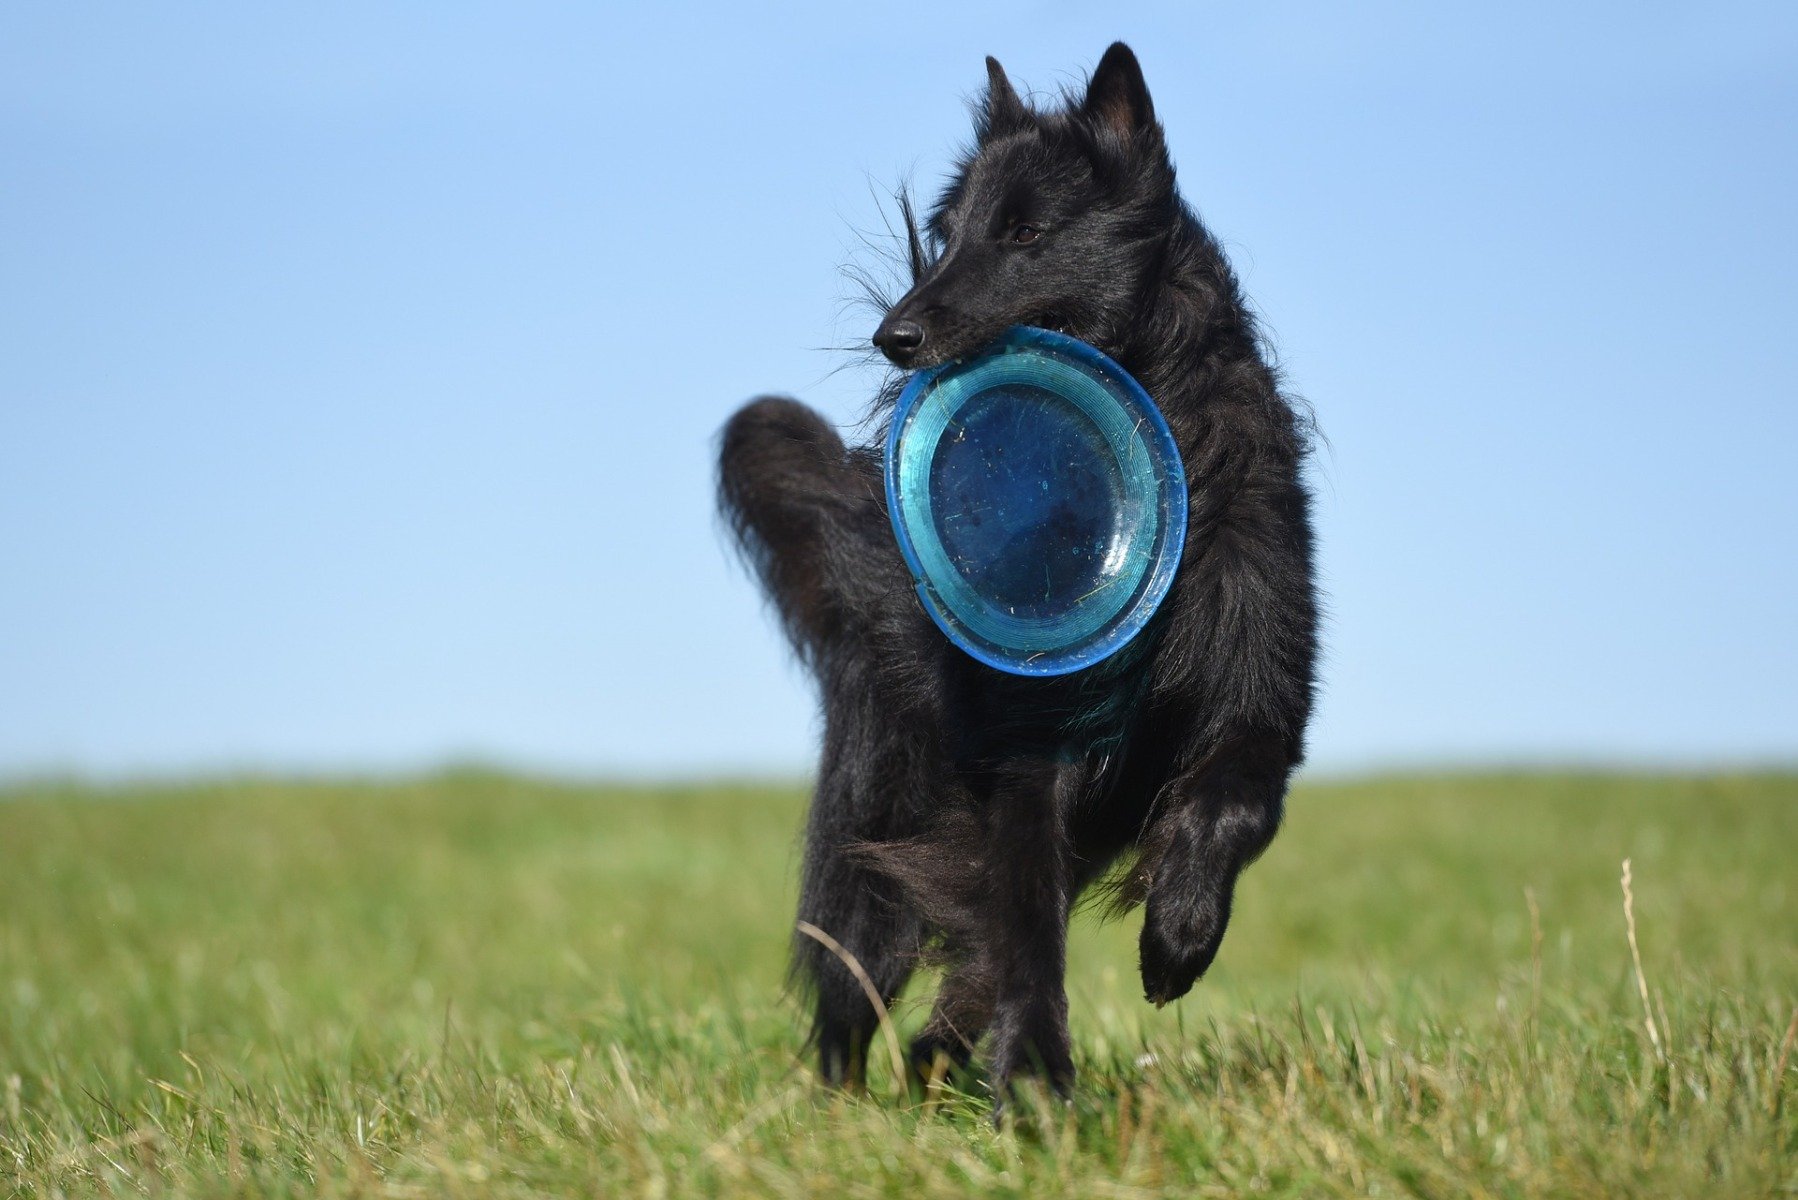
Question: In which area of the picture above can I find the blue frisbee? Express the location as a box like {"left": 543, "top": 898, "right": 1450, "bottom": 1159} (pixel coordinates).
{"left": 884, "top": 326, "right": 1187, "bottom": 676}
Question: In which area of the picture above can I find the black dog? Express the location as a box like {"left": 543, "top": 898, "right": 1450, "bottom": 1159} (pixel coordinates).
{"left": 718, "top": 43, "right": 1317, "bottom": 1099}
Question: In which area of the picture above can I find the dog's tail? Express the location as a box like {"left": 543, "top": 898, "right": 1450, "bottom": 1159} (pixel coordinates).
{"left": 717, "top": 396, "right": 875, "bottom": 668}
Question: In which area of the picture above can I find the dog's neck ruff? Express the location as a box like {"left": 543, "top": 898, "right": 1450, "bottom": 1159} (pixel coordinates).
{"left": 884, "top": 326, "right": 1186, "bottom": 677}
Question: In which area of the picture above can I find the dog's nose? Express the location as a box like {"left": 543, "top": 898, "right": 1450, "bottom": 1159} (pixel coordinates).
{"left": 873, "top": 317, "right": 926, "bottom": 364}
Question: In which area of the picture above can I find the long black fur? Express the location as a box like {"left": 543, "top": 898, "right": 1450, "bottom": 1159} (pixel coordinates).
{"left": 717, "top": 43, "right": 1318, "bottom": 1100}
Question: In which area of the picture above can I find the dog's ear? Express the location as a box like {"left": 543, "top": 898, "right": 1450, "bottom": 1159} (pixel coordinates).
{"left": 980, "top": 56, "right": 1030, "bottom": 140}
{"left": 1081, "top": 42, "right": 1154, "bottom": 136}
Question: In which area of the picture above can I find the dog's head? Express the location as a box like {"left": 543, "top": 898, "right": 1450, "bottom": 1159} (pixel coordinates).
{"left": 873, "top": 43, "right": 1179, "bottom": 369}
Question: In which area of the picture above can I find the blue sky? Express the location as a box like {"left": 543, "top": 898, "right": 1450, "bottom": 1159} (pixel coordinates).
{"left": 2, "top": 2, "right": 1795, "bottom": 778}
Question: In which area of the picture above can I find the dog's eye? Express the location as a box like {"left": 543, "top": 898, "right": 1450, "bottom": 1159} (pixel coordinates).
{"left": 1010, "top": 223, "right": 1041, "bottom": 245}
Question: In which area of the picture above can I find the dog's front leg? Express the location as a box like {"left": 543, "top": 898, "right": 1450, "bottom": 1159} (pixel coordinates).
{"left": 1137, "top": 731, "right": 1294, "bottom": 1005}
{"left": 982, "top": 758, "right": 1079, "bottom": 1103}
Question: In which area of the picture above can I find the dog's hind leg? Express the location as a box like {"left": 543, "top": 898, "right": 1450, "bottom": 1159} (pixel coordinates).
{"left": 907, "top": 956, "right": 994, "bottom": 1085}
{"left": 796, "top": 678, "right": 944, "bottom": 1089}
{"left": 719, "top": 396, "right": 951, "bottom": 1089}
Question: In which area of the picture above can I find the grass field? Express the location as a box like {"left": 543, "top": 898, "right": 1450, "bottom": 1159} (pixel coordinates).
{"left": 1, "top": 771, "right": 1793, "bottom": 1198}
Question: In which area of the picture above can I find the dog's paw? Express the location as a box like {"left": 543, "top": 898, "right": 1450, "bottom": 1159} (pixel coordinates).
{"left": 988, "top": 1072, "right": 1074, "bottom": 1129}
{"left": 1138, "top": 899, "right": 1225, "bottom": 1006}
{"left": 906, "top": 1031, "right": 974, "bottom": 1094}
{"left": 985, "top": 1003, "right": 1075, "bottom": 1112}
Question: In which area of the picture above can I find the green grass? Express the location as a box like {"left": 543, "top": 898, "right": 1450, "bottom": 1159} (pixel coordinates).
{"left": 1, "top": 771, "right": 1794, "bottom": 1198}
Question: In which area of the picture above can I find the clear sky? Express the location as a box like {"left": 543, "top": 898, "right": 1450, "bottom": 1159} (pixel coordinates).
{"left": 2, "top": 2, "right": 1795, "bottom": 779}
